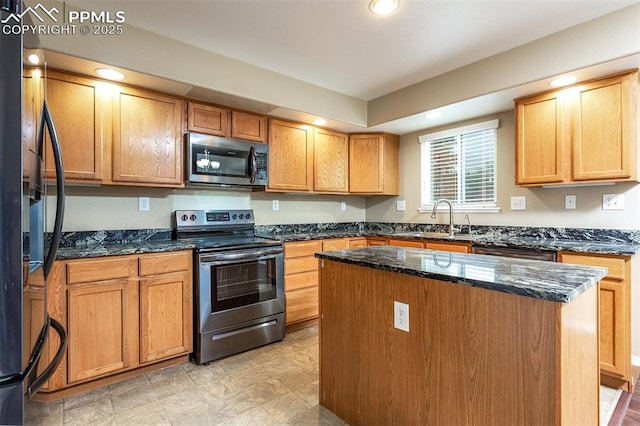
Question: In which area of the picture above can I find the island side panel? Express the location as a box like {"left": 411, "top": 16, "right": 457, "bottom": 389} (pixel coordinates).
{"left": 318, "top": 259, "right": 394, "bottom": 425}
{"left": 319, "top": 259, "right": 599, "bottom": 426}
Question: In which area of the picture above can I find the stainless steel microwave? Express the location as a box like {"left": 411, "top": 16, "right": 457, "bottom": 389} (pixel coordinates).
{"left": 186, "top": 132, "right": 268, "bottom": 188}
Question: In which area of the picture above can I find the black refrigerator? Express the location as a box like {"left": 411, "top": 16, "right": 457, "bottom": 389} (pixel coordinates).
{"left": 0, "top": 1, "right": 67, "bottom": 424}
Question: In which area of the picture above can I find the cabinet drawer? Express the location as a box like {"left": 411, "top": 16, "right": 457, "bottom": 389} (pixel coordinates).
{"left": 285, "top": 256, "right": 318, "bottom": 275}
{"left": 425, "top": 242, "right": 472, "bottom": 253}
{"left": 323, "top": 238, "right": 350, "bottom": 251}
{"left": 139, "top": 251, "right": 191, "bottom": 276}
{"left": 388, "top": 239, "right": 424, "bottom": 248}
{"left": 286, "top": 271, "right": 318, "bottom": 291}
{"left": 560, "top": 253, "right": 626, "bottom": 281}
{"left": 285, "top": 241, "right": 323, "bottom": 258}
{"left": 349, "top": 238, "right": 367, "bottom": 248}
{"left": 67, "top": 257, "right": 137, "bottom": 284}
{"left": 286, "top": 286, "right": 319, "bottom": 325}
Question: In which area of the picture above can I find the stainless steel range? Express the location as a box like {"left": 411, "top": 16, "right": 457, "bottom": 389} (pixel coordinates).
{"left": 175, "top": 209, "right": 285, "bottom": 364}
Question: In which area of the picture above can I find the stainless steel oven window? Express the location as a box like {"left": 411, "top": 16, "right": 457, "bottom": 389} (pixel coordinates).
{"left": 199, "top": 247, "right": 282, "bottom": 313}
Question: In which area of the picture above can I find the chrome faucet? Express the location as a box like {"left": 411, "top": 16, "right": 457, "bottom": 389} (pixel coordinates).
{"left": 430, "top": 199, "right": 455, "bottom": 237}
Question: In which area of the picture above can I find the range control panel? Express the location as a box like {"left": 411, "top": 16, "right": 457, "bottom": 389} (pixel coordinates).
{"left": 175, "top": 209, "right": 255, "bottom": 229}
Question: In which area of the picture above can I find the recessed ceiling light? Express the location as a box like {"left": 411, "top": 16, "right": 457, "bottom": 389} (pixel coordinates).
{"left": 96, "top": 68, "right": 124, "bottom": 81}
{"left": 312, "top": 118, "right": 327, "bottom": 126}
{"left": 550, "top": 75, "right": 577, "bottom": 87}
{"left": 425, "top": 110, "right": 442, "bottom": 119}
{"left": 27, "top": 53, "right": 40, "bottom": 65}
{"left": 369, "top": 0, "right": 400, "bottom": 15}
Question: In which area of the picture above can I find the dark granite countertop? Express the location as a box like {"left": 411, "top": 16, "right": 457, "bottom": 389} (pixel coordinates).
{"left": 315, "top": 246, "right": 607, "bottom": 303}
{"left": 54, "top": 240, "right": 195, "bottom": 260}
{"left": 257, "top": 230, "right": 640, "bottom": 256}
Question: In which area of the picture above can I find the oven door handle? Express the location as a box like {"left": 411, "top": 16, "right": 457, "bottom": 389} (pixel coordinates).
{"left": 200, "top": 248, "right": 282, "bottom": 263}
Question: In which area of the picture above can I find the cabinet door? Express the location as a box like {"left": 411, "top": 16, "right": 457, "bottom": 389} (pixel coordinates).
{"left": 349, "top": 238, "right": 367, "bottom": 248}
{"left": 268, "top": 119, "right": 313, "bottom": 191}
{"left": 515, "top": 91, "right": 567, "bottom": 185}
{"left": 286, "top": 286, "right": 319, "bottom": 325}
{"left": 572, "top": 72, "right": 636, "bottom": 181}
{"left": 67, "top": 280, "right": 138, "bottom": 383}
{"left": 187, "top": 102, "right": 229, "bottom": 136}
{"left": 367, "top": 238, "right": 387, "bottom": 246}
{"left": 314, "top": 128, "right": 348, "bottom": 192}
{"left": 231, "top": 110, "right": 267, "bottom": 143}
{"left": 139, "top": 274, "right": 192, "bottom": 363}
{"left": 113, "top": 88, "right": 184, "bottom": 186}
{"left": 349, "top": 134, "right": 384, "bottom": 193}
{"left": 323, "top": 238, "right": 350, "bottom": 251}
{"left": 43, "top": 71, "right": 108, "bottom": 182}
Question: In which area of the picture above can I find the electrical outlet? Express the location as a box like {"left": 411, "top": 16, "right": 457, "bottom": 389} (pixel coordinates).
{"left": 396, "top": 200, "right": 406, "bottom": 211}
{"left": 394, "top": 301, "right": 409, "bottom": 332}
{"left": 565, "top": 195, "right": 576, "bottom": 210}
{"left": 340, "top": 201, "right": 346, "bottom": 211}
{"left": 603, "top": 194, "right": 624, "bottom": 210}
{"left": 272, "top": 200, "right": 280, "bottom": 211}
{"left": 138, "top": 197, "right": 150, "bottom": 212}
{"left": 510, "top": 196, "right": 526, "bottom": 211}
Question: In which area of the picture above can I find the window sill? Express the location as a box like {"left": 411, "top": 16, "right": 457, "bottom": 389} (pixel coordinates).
{"left": 418, "top": 206, "right": 502, "bottom": 214}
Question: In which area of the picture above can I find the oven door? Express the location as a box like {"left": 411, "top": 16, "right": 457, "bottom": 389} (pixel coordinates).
{"left": 197, "top": 246, "right": 284, "bottom": 333}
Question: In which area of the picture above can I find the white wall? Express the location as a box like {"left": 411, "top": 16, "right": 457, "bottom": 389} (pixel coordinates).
{"left": 365, "top": 110, "right": 640, "bottom": 230}
{"left": 38, "top": 186, "right": 366, "bottom": 231}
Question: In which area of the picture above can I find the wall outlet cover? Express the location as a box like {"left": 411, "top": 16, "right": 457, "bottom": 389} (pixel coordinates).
{"left": 138, "top": 197, "right": 150, "bottom": 212}
{"left": 272, "top": 200, "right": 280, "bottom": 211}
{"left": 394, "top": 301, "right": 409, "bottom": 332}
{"left": 396, "top": 200, "right": 406, "bottom": 211}
{"left": 603, "top": 194, "right": 624, "bottom": 210}
{"left": 340, "top": 201, "right": 347, "bottom": 211}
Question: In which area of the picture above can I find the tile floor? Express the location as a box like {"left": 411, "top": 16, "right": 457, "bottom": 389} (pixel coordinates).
{"left": 25, "top": 324, "right": 345, "bottom": 426}
{"left": 24, "top": 324, "right": 623, "bottom": 426}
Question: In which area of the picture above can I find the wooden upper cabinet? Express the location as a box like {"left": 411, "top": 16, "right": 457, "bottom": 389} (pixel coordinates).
{"left": 515, "top": 91, "right": 566, "bottom": 185}
{"left": 187, "top": 102, "right": 267, "bottom": 143}
{"left": 39, "top": 71, "right": 107, "bottom": 183}
{"left": 268, "top": 119, "right": 313, "bottom": 192}
{"left": 572, "top": 72, "right": 636, "bottom": 181}
{"left": 349, "top": 133, "right": 399, "bottom": 195}
{"left": 112, "top": 87, "right": 184, "bottom": 187}
{"left": 314, "top": 128, "right": 348, "bottom": 193}
{"left": 231, "top": 110, "right": 267, "bottom": 143}
{"left": 187, "top": 102, "right": 229, "bottom": 137}
{"left": 515, "top": 70, "right": 638, "bottom": 186}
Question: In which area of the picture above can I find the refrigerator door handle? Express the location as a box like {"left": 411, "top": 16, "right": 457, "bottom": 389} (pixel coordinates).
{"left": 38, "top": 100, "right": 65, "bottom": 280}
{"left": 26, "top": 317, "right": 67, "bottom": 397}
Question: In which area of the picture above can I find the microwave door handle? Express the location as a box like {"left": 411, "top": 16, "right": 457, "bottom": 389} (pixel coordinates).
{"left": 249, "top": 146, "right": 257, "bottom": 184}
{"left": 40, "top": 100, "right": 65, "bottom": 280}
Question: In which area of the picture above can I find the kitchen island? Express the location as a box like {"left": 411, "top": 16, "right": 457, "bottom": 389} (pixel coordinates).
{"left": 316, "top": 246, "right": 607, "bottom": 425}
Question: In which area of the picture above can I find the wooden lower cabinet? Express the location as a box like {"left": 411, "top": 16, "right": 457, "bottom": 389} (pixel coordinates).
{"left": 425, "top": 241, "right": 472, "bottom": 253}
{"left": 367, "top": 238, "right": 388, "bottom": 246}
{"left": 559, "top": 251, "right": 637, "bottom": 391}
{"left": 284, "top": 237, "right": 366, "bottom": 326}
{"left": 284, "top": 241, "right": 322, "bottom": 326}
{"left": 388, "top": 239, "right": 424, "bottom": 248}
{"left": 35, "top": 250, "right": 193, "bottom": 398}
{"left": 67, "top": 280, "right": 139, "bottom": 383}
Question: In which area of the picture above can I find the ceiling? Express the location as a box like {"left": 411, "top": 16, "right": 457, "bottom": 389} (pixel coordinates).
{"left": 55, "top": 0, "right": 640, "bottom": 134}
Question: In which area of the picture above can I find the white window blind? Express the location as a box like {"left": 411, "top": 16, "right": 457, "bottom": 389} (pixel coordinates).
{"left": 419, "top": 119, "right": 499, "bottom": 211}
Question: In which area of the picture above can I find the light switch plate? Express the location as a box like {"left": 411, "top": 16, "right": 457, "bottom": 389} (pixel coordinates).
{"left": 272, "top": 200, "right": 280, "bottom": 211}
{"left": 603, "top": 194, "right": 624, "bottom": 210}
{"left": 396, "top": 200, "right": 406, "bottom": 211}
{"left": 510, "top": 196, "right": 526, "bottom": 211}
{"left": 340, "top": 201, "right": 347, "bottom": 211}
{"left": 565, "top": 195, "right": 576, "bottom": 210}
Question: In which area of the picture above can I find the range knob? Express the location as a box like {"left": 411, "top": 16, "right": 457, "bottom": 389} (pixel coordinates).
{"left": 245, "top": 213, "right": 251, "bottom": 220}
{"left": 232, "top": 214, "right": 238, "bottom": 219}
{"left": 238, "top": 214, "right": 245, "bottom": 219}
{"left": 190, "top": 214, "right": 197, "bottom": 221}
{"left": 181, "top": 214, "right": 188, "bottom": 222}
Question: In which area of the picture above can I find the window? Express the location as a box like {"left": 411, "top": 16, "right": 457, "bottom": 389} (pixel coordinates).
{"left": 419, "top": 119, "right": 499, "bottom": 212}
